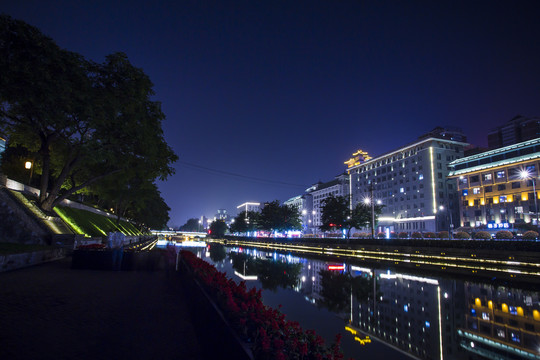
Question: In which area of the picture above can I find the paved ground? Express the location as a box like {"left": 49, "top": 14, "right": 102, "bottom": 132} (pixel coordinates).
{"left": 0, "top": 257, "right": 203, "bottom": 360}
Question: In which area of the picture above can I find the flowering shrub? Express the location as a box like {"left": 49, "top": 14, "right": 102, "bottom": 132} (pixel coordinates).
{"left": 437, "top": 231, "right": 449, "bottom": 239}
{"left": 76, "top": 243, "right": 106, "bottom": 250}
{"left": 376, "top": 232, "right": 385, "bottom": 238}
{"left": 474, "top": 231, "right": 491, "bottom": 240}
{"left": 454, "top": 231, "right": 470, "bottom": 239}
{"left": 398, "top": 232, "right": 408, "bottom": 238}
{"left": 411, "top": 232, "right": 422, "bottom": 239}
{"left": 423, "top": 232, "right": 436, "bottom": 239}
{"left": 495, "top": 230, "right": 513, "bottom": 239}
{"left": 180, "top": 250, "right": 344, "bottom": 360}
{"left": 523, "top": 230, "right": 539, "bottom": 240}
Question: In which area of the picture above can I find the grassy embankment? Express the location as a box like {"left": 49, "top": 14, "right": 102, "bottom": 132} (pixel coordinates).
{"left": 54, "top": 206, "right": 142, "bottom": 238}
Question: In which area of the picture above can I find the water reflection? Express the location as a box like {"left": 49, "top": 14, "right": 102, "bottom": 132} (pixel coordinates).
{"left": 228, "top": 249, "right": 303, "bottom": 291}
{"left": 200, "top": 244, "right": 540, "bottom": 360}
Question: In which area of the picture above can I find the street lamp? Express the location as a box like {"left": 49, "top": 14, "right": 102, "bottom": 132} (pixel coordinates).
{"left": 25, "top": 161, "right": 33, "bottom": 185}
{"left": 519, "top": 169, "right": 539, "bottom": 227}
{"left": 439, "top": 205, "right": 453, "bottom": 239}
{"left": 363, "top": 196, "right": 376, "bottom": 239}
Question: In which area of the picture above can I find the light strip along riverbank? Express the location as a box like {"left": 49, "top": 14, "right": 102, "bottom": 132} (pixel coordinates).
{"left": 211, "top": 237, "right": 540, "bottom": 284}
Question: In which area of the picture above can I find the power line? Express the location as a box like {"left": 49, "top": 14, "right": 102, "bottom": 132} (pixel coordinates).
{"left": 177, "top": 160, "right": 308, "bottom": 188}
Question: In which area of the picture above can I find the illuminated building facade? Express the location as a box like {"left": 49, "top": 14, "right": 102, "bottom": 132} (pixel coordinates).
{"left": 215, "top": 209, "right": 229, "bottom": 221}
{"left": 283, "top": 194, "right": 307, "bottom": 227}
{"left": 347, "top": 136, "right": 468, "bottom": 236}
{"left": 459, "top": 282, "right": 540, "bottom": 360}
{"left": 448, "top": 138, "right": 540, "bottom": 228}
{"left": 310, "top": 174, "right": 349, "bottom": 229}
{"left": 236, "top": 202, "right": 261, "bottom": 215}
{"left": 283, "top": 195, "right": 304, "bottom": 212}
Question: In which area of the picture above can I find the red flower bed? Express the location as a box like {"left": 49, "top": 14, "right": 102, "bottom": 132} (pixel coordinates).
{"left": 180, "top": 250, "right": 345, "bottom": 360}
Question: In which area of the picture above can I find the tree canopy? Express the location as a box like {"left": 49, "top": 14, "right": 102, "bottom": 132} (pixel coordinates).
{"left": 230, "top": 210, "right": 260, "bottom": 234}
{"left": 259, "top": 200, "right": 302, "bottom": 234}
{"left": 0, "top": 15, "right": 177, "bottom": 218}
{"left": 320, "top": 195, "right": 383, "bottom": 238}
{"left": 0, "top": 15, "right": 175, "bottom": 230}
{"left": 209, "top": 220, "right": 228, "bottom": 238}
{"left": 179, "top": 218, "right": 201, "bottom": 232}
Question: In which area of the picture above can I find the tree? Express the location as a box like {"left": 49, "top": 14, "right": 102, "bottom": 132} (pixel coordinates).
{"left": 319, "top": 195, "right": 348, "bottom": 233}
{"left": 320, "top": 195, "right": 383, "bottom": 238}
{"left": 180, "top": 218, "right": 200, "bottom": 232}
{"left": 230, "top": 210, "right": 260, "bottom": 234}
{"left": 0, "top": 16, "right": 177, "bottom": 212}
{"left": 259, "top": 200, "right": 301, "bottom": 235}
{"left": 209, "top": 220, "right": 228, "bottom": 238}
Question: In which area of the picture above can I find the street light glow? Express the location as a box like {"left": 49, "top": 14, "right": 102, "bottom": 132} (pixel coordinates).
{"left": 519, "top": 168, "right": 532, "bottom": 180}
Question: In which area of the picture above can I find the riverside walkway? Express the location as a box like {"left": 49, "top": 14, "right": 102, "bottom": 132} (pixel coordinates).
{"left": 0, "top": 256, "right": 204, "bottom": 360}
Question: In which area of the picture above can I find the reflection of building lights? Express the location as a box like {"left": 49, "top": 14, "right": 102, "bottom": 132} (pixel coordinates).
{"left": 212, "top": 239, "right": 540, "bottom": 278}
{"left": 328, "top": 264, "right": 345, "bottom": 270}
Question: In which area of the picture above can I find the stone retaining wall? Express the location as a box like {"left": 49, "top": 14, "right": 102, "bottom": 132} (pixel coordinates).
{"left": 0, "top": 248, "right": 65, "bottom": 272}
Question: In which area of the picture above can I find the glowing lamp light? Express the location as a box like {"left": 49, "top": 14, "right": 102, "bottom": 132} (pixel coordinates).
{"left": 328, "top": 264, "right": 345, "bottom": 271}
{"left": 25, "top": 161, "right": 32, "bottom": 169}
{"left": 519, "top": 169, "right": 532, "bottom": 180}
{"left": 475, "top": 298, "right": 481, "bottom": 307}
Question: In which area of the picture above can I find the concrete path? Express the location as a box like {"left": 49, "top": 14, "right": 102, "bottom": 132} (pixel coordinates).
{"left": 0, "top": 257, "right": 203, "bottom": 360}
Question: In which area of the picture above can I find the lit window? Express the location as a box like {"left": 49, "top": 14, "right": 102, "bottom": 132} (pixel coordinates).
{"left": 500, "top": 196, "right": 507, "bottom": 203}
{"left": 484, "top": 173, "right": 492, "bottom": 181}
{"left": 473, "top": 188, "right": 481, "bottom": 194}
{"left": 400, "top": 188, "right": 404, "bottom": 193}
{"left": 496, "top": 171, "right": 505, "bottom": 179}
{"left": 462, "top": 189, "right": 468, "bottom": 196}
{"left": 418, "top": 174, "right": 423, "bottom": 180}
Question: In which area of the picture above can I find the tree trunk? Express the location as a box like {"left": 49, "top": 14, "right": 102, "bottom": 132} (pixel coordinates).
{"left": 38, "top": 138, "right": 51, "bottom": 204}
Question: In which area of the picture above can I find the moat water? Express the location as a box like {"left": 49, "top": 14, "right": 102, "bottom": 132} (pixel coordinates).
{"left": 181, "top": 243, "right": 540, "bottom": 360}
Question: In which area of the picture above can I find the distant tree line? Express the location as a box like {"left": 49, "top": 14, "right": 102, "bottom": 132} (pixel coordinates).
{"left": 0, "top": 15, "right": 177, "bottom": 230}
{"left": 182, "top": 195, "right": 383, "bottom": 240}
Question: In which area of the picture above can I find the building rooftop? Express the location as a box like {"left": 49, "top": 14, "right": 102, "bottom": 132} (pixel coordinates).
{"left": 347, "top": 136, "right": 469, "bottom": 172}
{"left": 448, "top": 137, "right": 540, "bottom": 176}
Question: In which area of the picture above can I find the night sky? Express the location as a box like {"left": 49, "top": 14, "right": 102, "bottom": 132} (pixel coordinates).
{"left": 3, "top": 1, "right": 540, "bottom": 227}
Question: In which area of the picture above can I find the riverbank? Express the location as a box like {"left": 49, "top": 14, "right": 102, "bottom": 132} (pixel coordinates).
{"left": 0, "top": 257, "right": 204, "bottom": 360}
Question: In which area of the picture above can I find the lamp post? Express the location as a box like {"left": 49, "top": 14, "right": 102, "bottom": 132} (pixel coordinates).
{"left": 364, "top": 185, "right": 378, "bottom": 239}
{"left": 439, "top": 205, "right": 453, "bottom": 239}
{"left": 311, "top": 210, "right": 316, "bottom": 236}
{"left": 520, "top": 169, "right": 539, "bottom": 227}
{"left": 25, "top": 161, "right": 33, "bottom": 185}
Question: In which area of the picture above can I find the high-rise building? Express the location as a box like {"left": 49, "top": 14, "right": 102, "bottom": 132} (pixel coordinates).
{"left": 215, "top": 209, "right": 229, "bottom": 221}
{"left": 487, "top": 115, "right": 540, "bottom": 149}
{"left": 347, "top": 134, "right": 468, "bottom": 236}
{"left": 448, "top": 138, "right": 540, "bottom": 229}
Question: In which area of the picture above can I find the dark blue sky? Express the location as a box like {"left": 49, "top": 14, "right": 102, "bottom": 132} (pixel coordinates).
{"left": 3, "top": 1, "right": 540, "bottom": 227}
